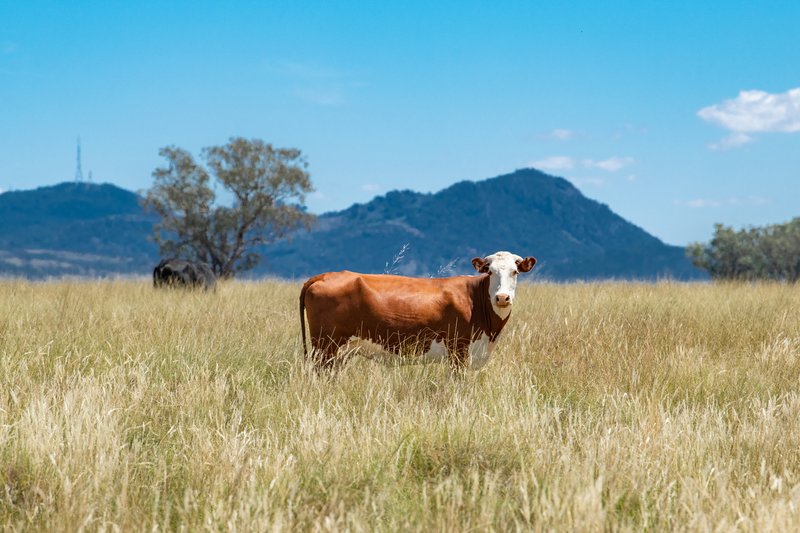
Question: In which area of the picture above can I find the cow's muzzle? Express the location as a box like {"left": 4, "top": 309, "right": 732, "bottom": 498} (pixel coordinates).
{"left": 495, "top": 294, "right": 511, "bottom": 307}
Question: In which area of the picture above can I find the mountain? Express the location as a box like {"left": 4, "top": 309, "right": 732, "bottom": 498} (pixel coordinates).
{"left": 256, "top": 168, "right": 703, "bottom": 280}
{"left": 0, "top": 170, "right": 704, "bottom": 280}
{"left": 0, "top": 182, "right": 158, "bottom": 277}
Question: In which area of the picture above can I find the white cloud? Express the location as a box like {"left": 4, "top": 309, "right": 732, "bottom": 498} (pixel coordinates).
{"left": 532, "top": 155, "right": 637, "bottom": 175}
{"left": 698, "top": 88, "right": 800, "bottom": 133}
{"left": 623, "top": 123, "right": 648, "bottom": 135}
{"left": 728, "top": 196, "right": 771, "bottom": 206}
{"left": 547, "top": 128, "right": 575, "bottom": 140}
{"left": 675, "top": 196, "right": 771, "bottom": 209}
{"left": 361, "top": 183, "right": 380, "bottom": 192}
{"left": 708, "top": 132, "right": 754, "bottom": 151}
{"left": 583, "top": 156, "right": 635, "bottom": 172}
{"left": 530, "top": 156, "right": 575, "bottom": 170}
{"left": 570, "top": 177, "right": 606, "bottom": 187}
{"left": 685, "top": 199, "right": 721, "bottom": 208}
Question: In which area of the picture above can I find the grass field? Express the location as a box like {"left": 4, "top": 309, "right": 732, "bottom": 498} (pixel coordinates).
{"left": 1, "top": 279, "right": 800, "bottom": 531}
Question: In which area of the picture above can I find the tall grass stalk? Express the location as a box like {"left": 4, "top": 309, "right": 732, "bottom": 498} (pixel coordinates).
{"left": 1, "top": 280, "right": 799, "bottom": 530}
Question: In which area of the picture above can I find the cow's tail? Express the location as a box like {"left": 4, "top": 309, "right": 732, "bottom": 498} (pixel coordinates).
{"left": 299, "top": 274, "right": 326, "bottom": 358}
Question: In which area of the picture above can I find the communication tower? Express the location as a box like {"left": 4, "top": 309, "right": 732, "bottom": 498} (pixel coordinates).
{"left": 75, "top": 137, "right": 84, "bottom": 182}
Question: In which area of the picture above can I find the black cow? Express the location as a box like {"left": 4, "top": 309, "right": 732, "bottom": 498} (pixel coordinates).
{"left": 153, "top": 259, "right": 216, "bottom": 291}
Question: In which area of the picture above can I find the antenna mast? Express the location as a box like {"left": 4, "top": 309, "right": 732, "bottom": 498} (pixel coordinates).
{"left": 75, "top": 137, "right": 84, "bottom": 182}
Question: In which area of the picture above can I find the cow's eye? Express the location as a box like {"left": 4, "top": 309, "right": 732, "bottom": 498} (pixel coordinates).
{"left": 511, "top": 271, "right": 518, "bottom": 277}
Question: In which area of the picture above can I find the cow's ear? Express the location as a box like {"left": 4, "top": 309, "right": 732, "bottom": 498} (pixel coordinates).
{"left": 516, "top": 256, "right": 537, "bottom": 273}
{"left": 471, "top": 257, "right": 490, "bottom": 273}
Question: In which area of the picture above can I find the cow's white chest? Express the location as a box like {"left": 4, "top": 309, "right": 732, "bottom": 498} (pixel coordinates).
{"left": 467, "top": 333, "right": 496, "bottom": 370}
{"left": 491, "top": 304, "right": 512, "bottom": 320}
{"left": 421, "top": 340, "right": 448, "bottom": 364}
{"left": 419, "top": 334, "right": 497, "bottom": 369}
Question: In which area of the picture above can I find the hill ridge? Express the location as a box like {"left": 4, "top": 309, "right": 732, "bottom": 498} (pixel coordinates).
{"left": 0, "top": 170, "right": 704, "bottom": 280}
{"left": 257, "top": 168, "right": 702, "bottom": 280}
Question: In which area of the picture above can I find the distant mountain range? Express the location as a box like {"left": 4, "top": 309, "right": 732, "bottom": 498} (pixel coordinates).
{"left": 0, "top": 182, "right": 158, "bottom": 278}
{"left": 257, "top": 168, "right": 702, "bottom": 280}
{"left": 0, "top": 169, "right": 705, "bottom": 280}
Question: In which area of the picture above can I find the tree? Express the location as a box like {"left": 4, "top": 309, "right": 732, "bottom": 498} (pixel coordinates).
{"left": 687, "top": 218, "right": 800, "bottom": 281}
{"left": 142, "top": 137, "right": 314, "bottom": 278}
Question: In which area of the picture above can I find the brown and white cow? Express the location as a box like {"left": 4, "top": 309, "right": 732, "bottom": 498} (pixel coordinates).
{"left": 299, "top": 251, "right": 536, "bottom": 371}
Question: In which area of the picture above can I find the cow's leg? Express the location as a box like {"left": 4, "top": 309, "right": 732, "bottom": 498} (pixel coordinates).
{"left": 310, "top": 333, "right": 349, "bottom": 372}
{"left": 446, "top": 338, "right": 471, "bottom": 374}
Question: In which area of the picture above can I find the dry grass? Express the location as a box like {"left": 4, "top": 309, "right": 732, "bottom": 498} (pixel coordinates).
{"left": 1, "top": 279, "right": 800, "bottom": 531}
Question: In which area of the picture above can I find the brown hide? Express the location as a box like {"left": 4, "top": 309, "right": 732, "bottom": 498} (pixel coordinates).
{"left": 299, "top": 271, "right": 509, "bottom": 370}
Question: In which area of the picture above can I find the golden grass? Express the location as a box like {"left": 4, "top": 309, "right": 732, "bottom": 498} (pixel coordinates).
{"left": 1, "top": 279, "right": 800, "bottom": 531}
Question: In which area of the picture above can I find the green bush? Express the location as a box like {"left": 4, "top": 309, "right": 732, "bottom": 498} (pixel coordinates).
{"left": 688, "top": 218, "right": 800, "bottom": 281}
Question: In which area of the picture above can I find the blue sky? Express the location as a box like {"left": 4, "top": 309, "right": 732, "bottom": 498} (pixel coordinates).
{"left": 1, "top": 1, "right": 798, "bottom": 245}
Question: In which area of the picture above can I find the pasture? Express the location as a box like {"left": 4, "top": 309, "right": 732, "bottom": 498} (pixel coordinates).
{"left": 1, "top": 279, "right": 800, "bottom": 531}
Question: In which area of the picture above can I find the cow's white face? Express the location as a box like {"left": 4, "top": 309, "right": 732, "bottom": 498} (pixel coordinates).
{"left": 471, "top": 251, "right": 537, "bottom": 318}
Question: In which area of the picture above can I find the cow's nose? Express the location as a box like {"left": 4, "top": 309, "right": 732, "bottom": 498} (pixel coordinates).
{"left": 495, "top": 294, "right": 511, "bottom": 307}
